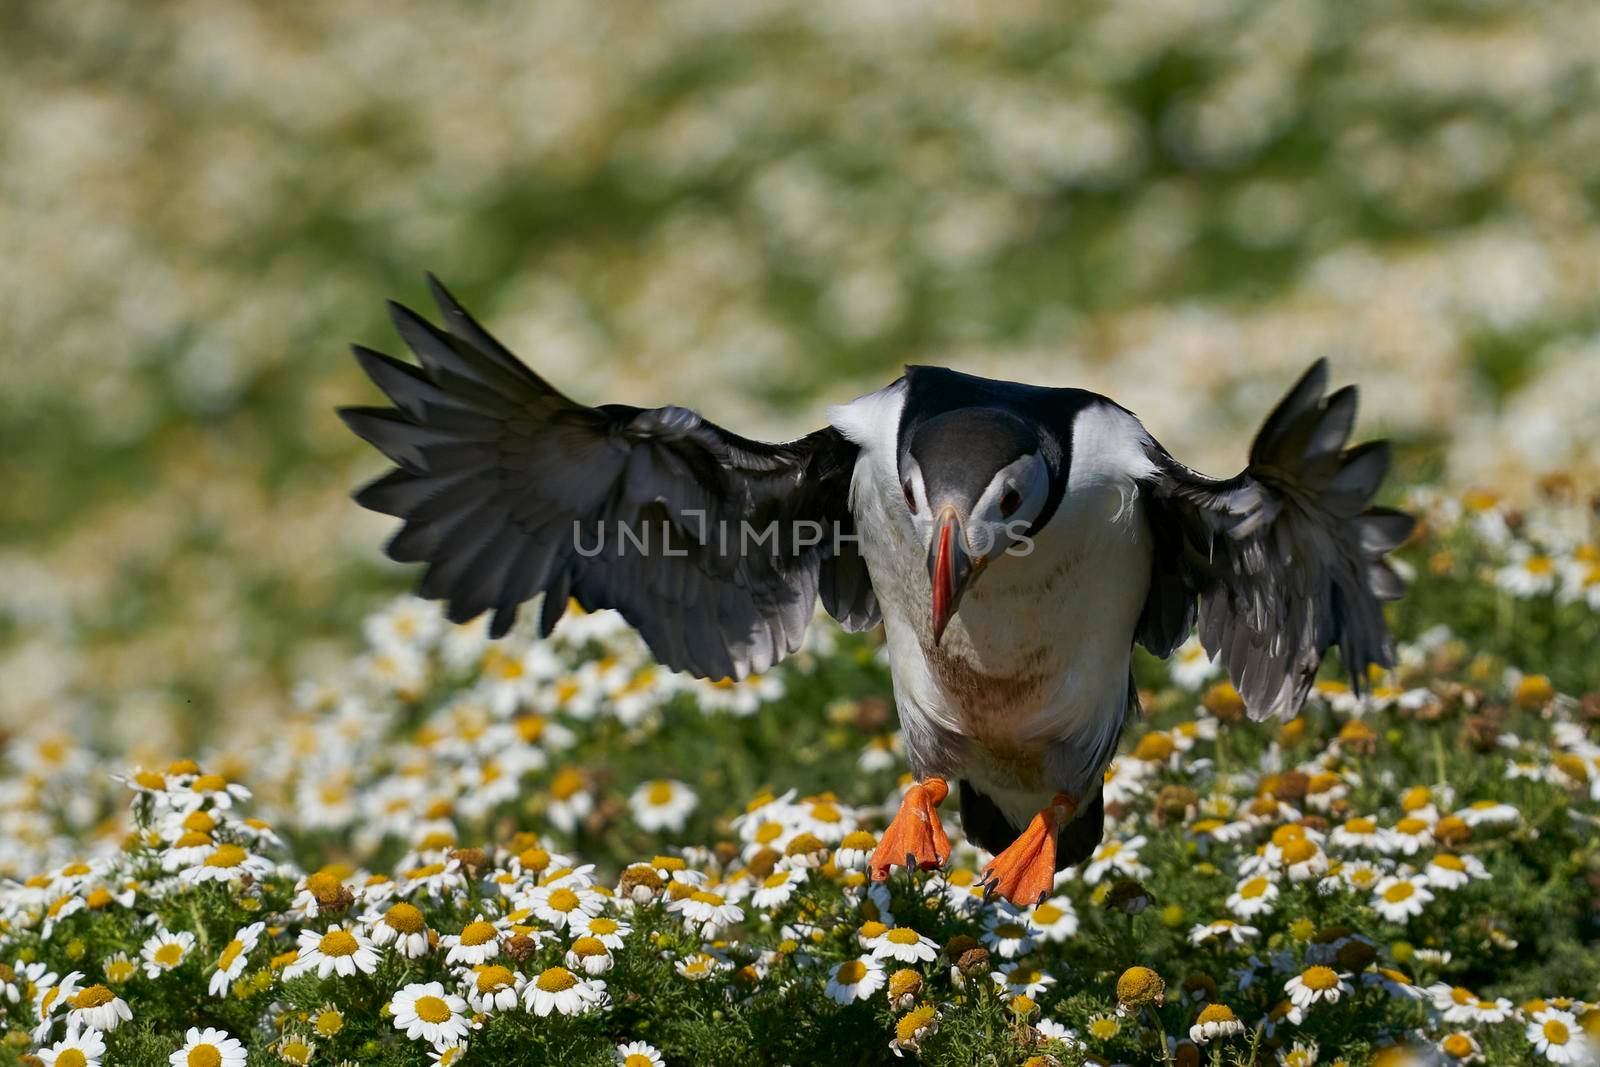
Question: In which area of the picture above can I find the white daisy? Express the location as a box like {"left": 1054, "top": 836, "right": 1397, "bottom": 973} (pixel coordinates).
{"left": 577, "top": 913, "right": 632, "bottom": 950}
{"left": 1189, "top": 1003, "right": 1245, "bottom": 1043}
{"left": 750, "top": 868, "right": 806, "bottom": 909}
{"left": 524, "top": 966, "right": 607, "bottom": 1017}
{"left": 670, "top": 889, "right": 744, "bottom": 936}
{"left": 1527, "top": 1008, "right": 1591, "bottom": 1064}
{"left": 36, "top": 1028, "right": 107, "bottom": 1067}
{"left": 1226, "top": 876, "right": 1279, "bottom": 919}
{"left": 390, "top": 982, "right": 473, "bottom": 1046}
{"left": 140, "top": 929, "right": 196, "bottom": 978}
{"left": 871, "top": 926, "right": 940, "bottom": 964}
{"left": 1188, "top": 920, "right": 1259, "bottom": 946}
{"left": 1424, "top": 853, "right": 1490, "bottom": 890}
{"left": 1370, "top": 875, "right": 1434, "bottom": 922}
{"left": 566, "top": 936, "right": 615, "bottom": 976}
{"left": 990, "top": 963, "right": 1056, "bottom": 999}
{"left": 66, "top": 984, "right": 133, "bottom": 1032}
{"left": 208, "top": 922, "right": 264, "bottom": 997}
{"left": 463, "top": 965, "right": 524, "bottom": 1013}
{"left": 524, "top": 882, "right": 606, "bottom": 931}
{"left": 366, "top": 902, "right": 432, "bottom": 958}
{"left": 629, "top": 779, "right": 699, "bottom": 833}
{"left": 169, "top": 1027, "right": 247, "bottom": 1067}
{"left": 283, "top": 925, "right": 382, "bottom": 979}
{"left": 615, "top": 1041, "right": 666, "bottom": 1067}
{"left": 980, "top": 911, "right": 1039, "bottom": 959}
{"left": 1026, "top": 897, "right": 1079, "bottom": 942}
{"left": 179, "top": 842, "right": 274, "bottom": 885}
{"left": 1284, "top": 966, "right": 1352, "bottom": 1010}
{"left": 825, "top": 955, "right": 887, "bottom": 1004}
{"left": 1083, "top": 835, "right": 1150, "bottom": 885}
{"left": 440, "top": 916, "right": 501, "bottom": 966}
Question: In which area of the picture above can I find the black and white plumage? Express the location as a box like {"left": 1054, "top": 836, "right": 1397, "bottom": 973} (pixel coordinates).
{"left": 341, "top": 277, "right": 1413, "bottom": 904}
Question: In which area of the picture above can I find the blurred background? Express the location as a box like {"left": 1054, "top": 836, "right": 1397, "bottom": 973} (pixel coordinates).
{"left": 3, "top": 0, "right": 1598, "bottom": 756}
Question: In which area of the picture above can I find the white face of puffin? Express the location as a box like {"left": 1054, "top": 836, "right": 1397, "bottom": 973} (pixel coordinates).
{"left": 900, "top": 450, "right": 1050, "bottom": 643}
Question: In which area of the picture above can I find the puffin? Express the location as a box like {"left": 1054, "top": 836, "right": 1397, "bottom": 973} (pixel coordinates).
{"left": 340, "top": 276, "right": 1413, "bottom": 905}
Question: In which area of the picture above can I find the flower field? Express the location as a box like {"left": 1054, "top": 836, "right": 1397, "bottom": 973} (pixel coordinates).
{"left": 3, "top": 490, "right": 1599, "bottom": 1066}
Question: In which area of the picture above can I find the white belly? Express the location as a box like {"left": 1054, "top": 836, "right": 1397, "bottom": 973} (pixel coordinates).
{"left": 859, "top": 470, "right": 1152, "bottom": 794}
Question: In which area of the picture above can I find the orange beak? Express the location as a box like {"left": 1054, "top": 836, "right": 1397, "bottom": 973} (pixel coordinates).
{"left": 929, "top": 507, "right": 976, "bottom": 645}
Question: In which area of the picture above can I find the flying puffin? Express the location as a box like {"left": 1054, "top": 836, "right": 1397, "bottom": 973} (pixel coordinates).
{"left": 340, "top": 276, "right": 1413, "bottom": 905}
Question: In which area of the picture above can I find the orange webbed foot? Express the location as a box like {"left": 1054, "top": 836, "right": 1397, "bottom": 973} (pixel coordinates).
{"left": 980, "top": 793, "right": 1077, "bottom": 906}
{"left": 869, "top": 778, "right": 951, "bottom": 880}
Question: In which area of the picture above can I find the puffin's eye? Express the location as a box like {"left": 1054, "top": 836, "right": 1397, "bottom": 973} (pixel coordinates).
{"left": 903, "top": 480, "right": 918, "bottom": 514}
{"left": 999, "top": 488, "right": 1022, "bottom": 518}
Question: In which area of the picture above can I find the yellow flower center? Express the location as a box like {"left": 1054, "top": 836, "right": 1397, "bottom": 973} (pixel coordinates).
{"left": 992, "top": 922, "right": 1028, "bottom": 939}
{"left": 1197, "top": 1003, "right": 1238, "bottom": 1025}
{"left": 550, "top": 768, "right": 584, "bottom": 801}
{"left": 187, "top": 1045, "right": 223, "bottom": 1067}
{"left": 690, "top": 890, "right": 726, "bottom": 907}
{"left": 548, "top": 887, "right": 581, "bottom": 912}
{"left": 72, "top": 984, "right": 116, "bottom": 1008}
{"left": 414, "top": 994, "right": 453, "bottom": 1024}
{"left": 1008, "top": 969, "right": 1041, "bottom": 987}
{"left": 173, "top": 831, "right": 213, "bottom": 849}
{"left": 1239, "top": 877, "right": 1270, "bottom": 899}
{"left": 1300, "top": 966, "right": 1339, "bottom": 991}
{"left": 589, "top": 917, "right": 619, "bottom": 936}
{"left": 810, "top": 802, "right": 842, "bottom": 823}
{"left": 280, "top": 1040, "right": 312, "bottom": 1064}
{"left": 1394, "top": 817, "right": 1428, "bottom": 835}
{"left": 1088, "top": 1016, "right": 1121, "bottom": 1040}
{"left": 315, "top": 1008, "right": 344, "bottom": 1036}
{"left": 646, "top": 781, "right": 676, "bottom": 805}
{"left": 570, "top": 937, "right": 606, "bottom": 958}
{"left": 625, "top": 1056, "right": 654, "bottom": 1067}
{"left": 192, "top": 774, "right": 227, "bottom": 793}
{"left": 885, "top": 927, "right": 921, "bottom": 945}
{"left": 1032, "top": 904, "right": 1064, "bottom": 925}
{"left": 385, "top": 903, "right": 425, "bottom": 934}
{"left": 106, "top": 958, "right": 137, "bottom": 982}
{"left": 85, "top": 888, "right": 113, "bottom": 910}
{"left": 1544, "top": 1020, "right": 1570, "bottom": 1045}
{"left": 1433, "top": 854, "right": 1466, "bottom": 872}
{"left": 836, "top": 960, "right": 868, "bottom": 984}
{"left": 458, "top": 921, "right": 497, "bottom": 947}
{"left": 895, "top": 1004, "right": 936, "bottom": 1041}
{"left": 536, "top": 966, "right": 578, "bottom": 992}
{"left": 1345, "top": 817, "right": 1376, "bottom": 834}
{"left": 840, "top": 830, "right": 877, "bottom": 851}
{"left": 154, "top": 942, "right": 185, "bottom": 967}
{"left": 319, "top": 930, "right": 359, "bottom": 957}
{"left": 762, "top": 872, "right": 791, "bottom": 889}
{"left": 1282, "top": 839, "right": 1319, "bottom": 865}
{"left": 475, "top": 965, "right": 515, "bottom": 992}
{"left": 1383, "top": 882, "right": 1416, "bottom": 903}
{"left": 206, "top": 844, "right": 247, "bottom": 869}
{"left": 1134, "top": 733, "right": 1176, "bottom": 761}
{"left": 57, "top": 1053, "right": 89, "bottom": 1067}
{"left": 1441, "top": 1034, "right": 1475, "bottom": 1058}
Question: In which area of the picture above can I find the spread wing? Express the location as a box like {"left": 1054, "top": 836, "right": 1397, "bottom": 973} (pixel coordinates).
{"left": 1135, "top": 359, "right": 1414, "bottom": 721}
{"left": 339, "top": 275, "right": 878, "bottom": 680}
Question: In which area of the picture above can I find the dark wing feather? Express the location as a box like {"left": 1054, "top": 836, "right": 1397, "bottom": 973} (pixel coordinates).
{"left": 340, "top": 275, "right": 879, "bottom": 678}
{"left": 1135, "top": 359, "right": 1414, "bottom": 721}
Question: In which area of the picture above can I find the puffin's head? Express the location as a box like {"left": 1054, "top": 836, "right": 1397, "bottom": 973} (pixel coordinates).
{"left": 899, "top": 408, "right": 1051, "bottom": 644}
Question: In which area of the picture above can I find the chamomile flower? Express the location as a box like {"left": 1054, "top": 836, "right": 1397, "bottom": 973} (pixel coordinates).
{"left": 980, "top": 911, "right": 1039, "bottom": 958}
{"left": 628, "top": 779, "right": 699, "bottom": 833}
{"left": 991, "top": 963, "right": 1056, "bottom": 999}
{"left": 1027, "top": 896, "right": 1079, "bottom": 942}
{"left": 1190, "top": 1003, "right": 1245, "bottom": 1043}
{"left": 1284, "top": 966, "right": 1352, "bottom": 1010}
{"left": 1084, "top": 836, "right": 1151, "bottom": 884}
{"left": 179, "top": 842, "right": 274, "bottom": 885}
{"left": 1227, "top": 875, "right": 1280, "bottom": 919}
{"left": 524, "top": 966, "right": 607, "bottom": 1017}
{"left": 440, "top": 916, "right": 501, "bottom": 966}
{"left": 461, "top": 964, "right": 523, "bottom": 1013}
{"left": 670, "top": 889, "right": 744, "bottom": 936}
{"left": 750, "top": 867, "right": 806, "bottom": 909}
{"left": 36, "top": 1028, "right": 107, "bottom": 1067}
{"left": 390, "top": 982, "right": 473, "bottom": 1046}
{"left": 1528, "top": 1008, "right": 1591, "bottom": 1064}
{"left": 282, "top": 924, "right": 381, "bottom": 979}
{"left": 102, "top": 954, "right": 138, "bottom": 986}
{"left": 169, "top": 1027, "right": 247, "bottom": 1067}
{"left": 615, "top": 1042, "right": 666, "bottom": 1067}
{"left": 208, "top": 922, "right": 264, "bottom": 996}
{"left": 826, "top": 955, "right": 887, "bottom": 1004}
{"left": 890, "top": 1003, "right": 939, "bottom": 1057}
{"left": 1371, "top": 875, "right": 1435, "bottom": 922}
{"left": 1438, "top": 1030, "right": 1484, "bottom": 1063}
{"left": 137, "top": 928, "right": 196, "bottom": 979}
{"left": 566, "top": 936, "right": 615, "bottom": 976}
{"left": 67, "top": 984, "right": 133, "bottom": 1032}
{"left": 576, "top": 913, "right": 632, "bottom": 950}
{"left": 871, "top": 926, "right": 940, "bottom": 964}
{"left": 1188, "top": 919, "right": 1260, "bottom": 946}
{"left": 1424, "top": 852, "right": 1490, "bottom": 889}
{"left": 525, "top": 882, "right": 606, "bottom": 931}
{"left": 367, "top": 902, "right": 432, "bottom": 958}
